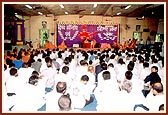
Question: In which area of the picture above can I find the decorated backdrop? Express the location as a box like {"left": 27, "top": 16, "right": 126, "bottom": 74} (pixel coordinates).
{"left": 57, "top": 24, "right": 118, "bottom": 47}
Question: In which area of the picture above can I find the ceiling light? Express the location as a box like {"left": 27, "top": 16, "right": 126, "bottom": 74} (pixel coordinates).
{"left": 38, "top": 12, "right": 43, "bottom": 15}
{"left": 117, "top": 12, "right": 121, "bottom": 15}
{"left": 25, "top": 5, "right": 32, "bottom": 9}
{"left": 125, "top": 5, "right": 131, "bottom": 10}
{"left": 152, "top": 12, "right": 154, "bottom": 14}
{"left": 15, "top": 13, "right": 18, "bottom": 15}
{"left": 59, "top": 4, "right": 64, "bottom": 8}
{"left": 142, "top": 16, "right": 145, "bottom": 19}
{"left": 91, "top": 11, "right": 94, "bottom": 14}
{"left": 65, "top": 12, "right": 68, "bottom": 14}
{"left": 93, "top": 4, "right": 97, "bottom": 8}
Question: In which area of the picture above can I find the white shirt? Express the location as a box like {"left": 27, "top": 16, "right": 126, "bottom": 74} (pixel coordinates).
{"left": 143, "top": 93, "right": 165, "bottom": 111}
{"left": 158, "top": 67, "right": 164, "bottom": 85}
{"left": 18, "top": 67, "right": 34, "bottom": 83}
{"left": 70, "top": 82, "right": 91, "bottom": 109}
{"left": 5, "top": 75, "right": 23, "bottom": 94}
{"left": 56, "top": 58, "right": 64, "bottom": 66}
{"left": 112, "top": 90, "right": 136, "bottom": 112}
{"left": 115, "top": 64, "right": 127, "bottom": 82}
{"left": 75, "top": 65, "right": 88, "bottom": 82}
{"left": 55, "top": 72, "right": 72, "bottom": 91}
{"left": 41, "top": 67, "right": 57, "bottom": 88}
{"left": 45, "top": 90, "right": 62, "bottom": 112}
{"left": 12, "top": 83, "right": 45, "bottom": 111}
{"left": 139, "top": 67, "right": 151, "bottom": 81}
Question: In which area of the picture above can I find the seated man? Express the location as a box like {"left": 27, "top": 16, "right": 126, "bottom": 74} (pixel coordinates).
{"left": 58, "top": 40, "right": 67, "bottom": 49}
{"left": 83, "top": 39, "right": 91, "bottom": 48}
{"left": 45, "top": 40, "right": 56, "bottom": 50}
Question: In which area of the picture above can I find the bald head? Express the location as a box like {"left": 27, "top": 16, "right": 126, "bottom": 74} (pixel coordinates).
{"left": 152, "top": 82, "right": 163, "bottom": 94}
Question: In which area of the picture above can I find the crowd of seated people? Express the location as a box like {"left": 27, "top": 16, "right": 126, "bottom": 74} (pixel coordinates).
{"left": 3, "top": 40, "right": 165, "bottom": 112}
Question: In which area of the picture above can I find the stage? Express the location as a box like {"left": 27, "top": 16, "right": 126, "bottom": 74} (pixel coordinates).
{"left": 11, "top": 45, "right": 28, "bottom": 51}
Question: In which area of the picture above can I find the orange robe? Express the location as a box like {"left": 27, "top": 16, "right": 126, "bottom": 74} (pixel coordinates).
{"left": 58, "top": 41, "right": 67, "bottom": 49}
{"left": 45, "top": 42, "right": 56, "bottom": 50}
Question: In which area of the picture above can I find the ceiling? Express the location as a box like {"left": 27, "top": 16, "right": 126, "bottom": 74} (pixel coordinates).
{"left": 4, "top": 3, "right": 164, "bottom": 21}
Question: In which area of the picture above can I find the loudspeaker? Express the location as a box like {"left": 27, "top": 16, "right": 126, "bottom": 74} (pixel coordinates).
{"left": 143, "top": 28, "right": 149, "bottom": 32}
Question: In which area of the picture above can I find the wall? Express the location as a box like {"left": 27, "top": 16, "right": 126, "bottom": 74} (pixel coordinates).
{"left": 23, "top": 14, "right": 159, "bottom": 46}
{"left": 157, "top": 19, "right": 164, "bottom": 34}
{"left": 24, "top": 15, "right": 55, "bottom": 43}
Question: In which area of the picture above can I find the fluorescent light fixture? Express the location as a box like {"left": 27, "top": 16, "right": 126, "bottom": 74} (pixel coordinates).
{"left": 117, "top": 12, "right": 121, "bottom": 15}
{"left": 65, "top": 12, "right": 68, "bottom": 14}
{"left": 91, "top": 11, "right": 94, "bottom": 14}
{"left": 38, "top": 12, "right": 43, "bottom": 15}
{"left": 125, "top": 5, "right": 131, "bottom": 10}
{"left": 93, "top": 4, "right": 97, "bottom": 8}
{"left": 25, "top": 5, "right": 32, "bottom": 9}
{"left": 59, "top": 4, "right": 64, "bottom": 8}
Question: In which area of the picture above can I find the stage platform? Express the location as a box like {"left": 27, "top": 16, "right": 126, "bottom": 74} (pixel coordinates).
{"left": 11, "top": 45, "right": 28, "bottom": 51}
{"left": 37, "top": 47, "right": 111, "bottom": 52}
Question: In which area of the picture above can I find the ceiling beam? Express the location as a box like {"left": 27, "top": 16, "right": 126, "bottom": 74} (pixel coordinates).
{"left": 126, "top": 4, "right": 152, "bottom": 17}
{"left": 104, "top": 5, "right": 113, "bottom": 16}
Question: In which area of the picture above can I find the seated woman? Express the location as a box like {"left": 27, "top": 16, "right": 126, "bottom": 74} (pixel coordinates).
{"left": 58, "top": 40, "right": 67, "bottom": 49}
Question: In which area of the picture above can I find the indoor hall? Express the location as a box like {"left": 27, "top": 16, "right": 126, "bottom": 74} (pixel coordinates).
{"left": 2, "top": 2, "right": 165, "bottom": 113}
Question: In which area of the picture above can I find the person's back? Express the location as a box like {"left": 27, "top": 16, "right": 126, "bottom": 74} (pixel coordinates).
{"left": 13, "top": 55, "right": 23, "bottom": 69}
{"left": 96, "top": 80, "right": 134, "bottom": 111}
{"left": 18, "top": 63, "right": 34, "bottom": 83}
{"left": 46, "top": 82, "right": 67, "bottom": 111}
{"left": 41, "top": 57, "right": 57, "bottom": 90}
{"left": 143, "top": 82, "right": 165, "bottom": 111}
{"left": 115, "top": 58, "right": 127, "bottom": 83}
{"left": 70, "top": 75, "right": 93, "bottom": 109}
{"left": 31, "top": 59, "right": 42, "bottom": 72}
{"left": 22, "top": 52, "right": 30, "bottom": 63}
{"left": 139, "top": 62, "right": 151, "bottom": 81}
{"left": 12, "top": 75, "right": 45, "bottom": 111}
{"left": 5, "top": 68, "right": 23, "bottom": 95}
{"left": 75, "top": 60, "right": 88, "bottom": 82}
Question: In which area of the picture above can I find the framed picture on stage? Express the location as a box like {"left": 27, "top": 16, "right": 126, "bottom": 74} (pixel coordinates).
{"left": 136, "top": 25, "right": 141, "bottom": 31}
{"left": 133, "top": 31, "right": 142, "bottom": 42}
{"left": 39, "top": 29, "right": 49, "bottom": 47}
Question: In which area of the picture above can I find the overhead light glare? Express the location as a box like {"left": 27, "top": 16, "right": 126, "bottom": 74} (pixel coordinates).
{"left": 25, "top": 5, "right": 32, "bottom": 9}
{"left": 93, "top": 4, "right": 97, "bottom": 8}
{"left": 65, "top": 12, "right": 68, "bottom": 14}
{"left": 59, "top": 4, "right": 64, "bottom": 8}
{"left": 125, "top": 5, "right": 131, "bottom": 10}
{"left": 15, "top": 13, "right": 18, "bottom": 15}
{"left": 91, "top": 11, "right": 94, "bottom": 14}
{"left": 38, "top": 12, "right": 43, "bottom": 15}
{"left": 117, "top": 12, "right": 121, "bottom": 15}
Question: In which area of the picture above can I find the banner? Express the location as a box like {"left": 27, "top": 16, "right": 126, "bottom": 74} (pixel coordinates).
{"left": 57, "top": 24, "right": 118, "bottom": 47}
